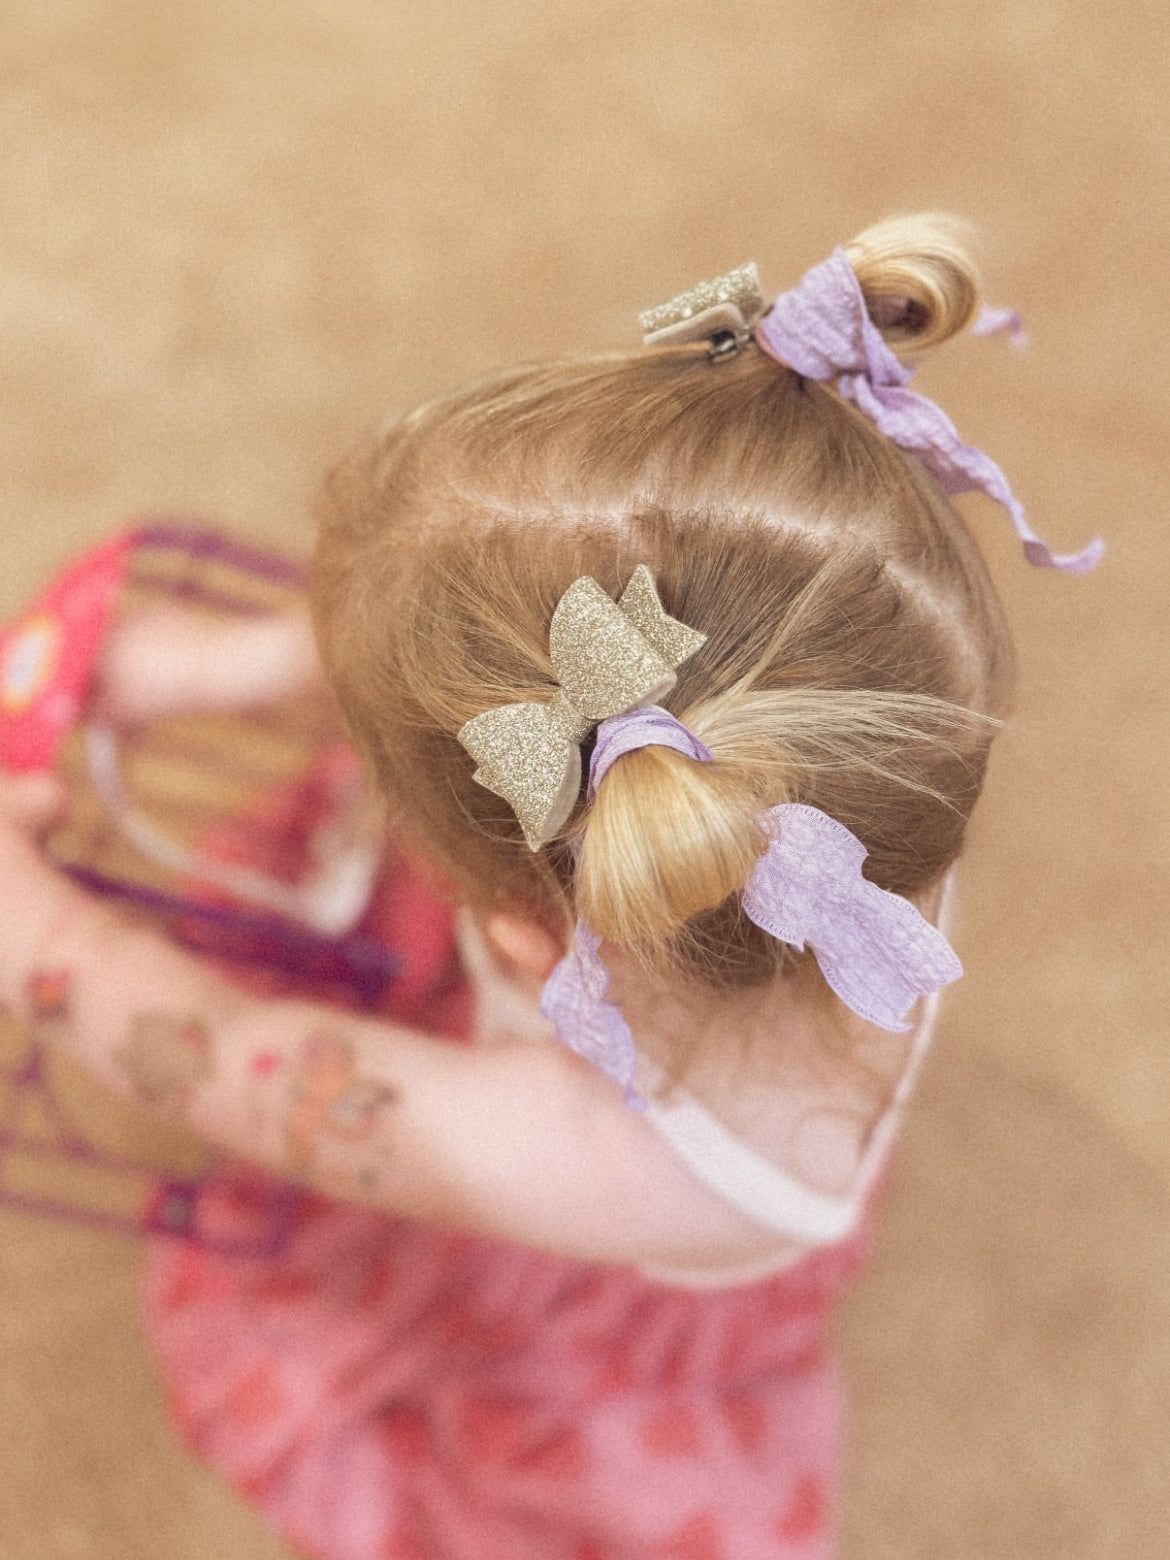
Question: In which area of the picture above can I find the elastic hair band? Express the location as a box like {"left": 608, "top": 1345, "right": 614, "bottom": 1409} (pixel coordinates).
{"left": 541, "top": 705, "right": 961, "bottom": 1108}
{"left": 588, "top": 705, "right": 712, "bottom": 793}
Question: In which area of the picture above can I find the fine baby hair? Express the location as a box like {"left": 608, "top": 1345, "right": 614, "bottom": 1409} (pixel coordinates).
{"left": 311, "top": 215, "right": 1071, "bottom": 1030}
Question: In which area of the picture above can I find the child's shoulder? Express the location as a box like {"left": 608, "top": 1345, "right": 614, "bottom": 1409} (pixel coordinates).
{"left": 630, "top": 974, "right": 926, "bottom": 1198}
{"left": 458, "top": 908, "right": 930, "bottom": 1271}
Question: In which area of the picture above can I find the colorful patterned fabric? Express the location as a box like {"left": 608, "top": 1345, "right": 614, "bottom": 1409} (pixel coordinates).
{"left": 144, "top": 797, "right": 873, "bottom": 1560}
{"left": 146, "top": 1177, "right": 869, "bottom": 1560}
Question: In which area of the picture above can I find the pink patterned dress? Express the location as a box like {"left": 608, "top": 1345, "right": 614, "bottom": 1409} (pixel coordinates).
{"left": 143, "top": 848, "right": 887, "bottom": 1560}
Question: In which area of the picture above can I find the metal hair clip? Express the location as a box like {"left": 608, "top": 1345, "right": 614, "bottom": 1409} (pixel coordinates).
{"left": 639, "top": 263, "right": 766, "bottom": 357}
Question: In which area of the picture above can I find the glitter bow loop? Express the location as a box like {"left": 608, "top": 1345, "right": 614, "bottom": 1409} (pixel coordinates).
{"left": 457, "top": 567, "right": 706, "bottom": 850}
{"left": 640, "top": 263, "right": 766, "bottom": 354}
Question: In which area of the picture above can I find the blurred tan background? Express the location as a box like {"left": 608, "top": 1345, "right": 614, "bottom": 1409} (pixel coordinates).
{"left": 1, "top": 2, "right": 1167, "bottom": 1557}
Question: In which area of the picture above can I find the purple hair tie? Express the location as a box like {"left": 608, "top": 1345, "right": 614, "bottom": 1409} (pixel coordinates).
{"left": 588, "top": 704, "right": 712, "bottom": 796}
{"left": 541, "top": 707, "right": 961, "bottom": 1106}
{"left": 755, "top": 248, "right": 1102, "bottom": 574}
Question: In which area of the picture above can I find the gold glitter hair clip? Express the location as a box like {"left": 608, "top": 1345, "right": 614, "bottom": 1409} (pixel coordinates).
{"left": 639, "top": 263, "right": 766, "bottom": 357}
{"left": 457, "top": 567, "right": 707, "bottom": 850}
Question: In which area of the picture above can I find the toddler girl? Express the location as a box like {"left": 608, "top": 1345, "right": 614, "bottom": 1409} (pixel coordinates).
{"left": 0, "top": 214, "right": 1097, "bottom": 1560}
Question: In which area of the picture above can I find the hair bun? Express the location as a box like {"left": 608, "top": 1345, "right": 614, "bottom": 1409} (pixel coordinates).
{"left": 845, "top": 213, "right": 981, "bottom": 351}
{"left": 575, "top": 743, "right": 765, "bottom": 953}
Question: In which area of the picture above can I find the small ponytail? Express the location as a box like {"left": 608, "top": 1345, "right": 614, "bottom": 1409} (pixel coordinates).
{"left": 575, "top": 744, "right": 767, "bottom": 952}
{"left": 844, "top": 213, "right": 981, "bottom": 351}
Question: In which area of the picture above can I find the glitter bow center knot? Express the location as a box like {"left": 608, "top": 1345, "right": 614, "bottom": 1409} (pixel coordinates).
{"left": 457, "top": 566, "right": 707, "bottom": 850}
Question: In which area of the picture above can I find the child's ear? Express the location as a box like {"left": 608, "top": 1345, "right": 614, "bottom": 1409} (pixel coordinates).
{"left": 483, "top": 913, "right": 564, "bottom": 980}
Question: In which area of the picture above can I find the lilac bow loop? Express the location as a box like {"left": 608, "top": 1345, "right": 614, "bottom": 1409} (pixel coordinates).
{"left": 740, "top": 804, "right": 961, "bottom": 1032}
{"left": 755, "top": 248, "right": 1103, "bottom": 574}
{"left": 757, "top": 248, "right": 910, "bottom": 389}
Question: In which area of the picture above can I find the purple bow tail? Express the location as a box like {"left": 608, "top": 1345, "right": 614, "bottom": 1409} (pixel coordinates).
{"left": 540, "top": 921, "right": 645, "bottom": 1109}
{"left": 842, "top": 374, "right": 1104, "bottom": 573}
{"left": 756, "top": 247, "right": 1103, "bottom": 574}
{"left": 740, "top": 804, "right": 961, "bottom": 1031}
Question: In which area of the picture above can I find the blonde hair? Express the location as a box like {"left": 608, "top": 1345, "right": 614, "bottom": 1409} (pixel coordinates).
{"left": 312, "top": 214, "right": 1015, "bottom": 991}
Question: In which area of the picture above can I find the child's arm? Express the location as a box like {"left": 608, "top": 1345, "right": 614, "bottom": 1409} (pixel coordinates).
{"left": 0, "top": 775, "right": 792, "bottom": 1274}
{"left": 94, "top": 609, "right": 322, "bottom": 723}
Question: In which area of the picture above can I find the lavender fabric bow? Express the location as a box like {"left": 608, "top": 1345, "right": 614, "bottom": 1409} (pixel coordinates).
{"left": 540, "top": 707, "right": 962, "bottom": 1106}
{"left": 739, "top": 804, "right": 960, "bottom": 1029}
{"left": 755, "top": 248, "right": 1102, "bottom": 573}
{"left": 540, "top": 920, "right": 646, "bottom": 1108}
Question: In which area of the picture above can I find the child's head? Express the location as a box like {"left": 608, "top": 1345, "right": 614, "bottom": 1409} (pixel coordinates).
{"left": 311, "top": 215, "right": 1015, "bottom": 991}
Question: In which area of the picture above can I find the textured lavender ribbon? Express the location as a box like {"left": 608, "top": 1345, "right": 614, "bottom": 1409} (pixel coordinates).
{"left": 540, "top": 707, "right": 962, "bottom": 1105}
{"left": 739, "top": 804, "right": 961, "bottom": 1029}
{"left": 588, "top": 703, "right": 712, "bottom": 795}
{"left": 755, "top": 247, "right": 1102, "bottom": 573}
{"left": 540, "top": 919, "right": 647, "bottom": 1108}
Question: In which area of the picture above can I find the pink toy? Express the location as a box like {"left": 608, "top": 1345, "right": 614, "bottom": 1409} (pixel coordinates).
{"left": 0, "top": 530, "right": 135, "bottom": 773}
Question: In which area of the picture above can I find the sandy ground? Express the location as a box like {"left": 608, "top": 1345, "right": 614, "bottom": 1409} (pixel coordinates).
{"left": 0, "top": 3, "right": 1167, "bottom": 1556}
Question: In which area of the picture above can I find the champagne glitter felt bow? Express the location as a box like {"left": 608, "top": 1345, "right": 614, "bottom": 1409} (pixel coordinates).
{"left": 457, "top": 567, "right": 706, "bottom": 849}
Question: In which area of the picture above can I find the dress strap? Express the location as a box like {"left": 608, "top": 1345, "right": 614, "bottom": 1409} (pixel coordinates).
{"left": 641, "top": 1087, "right": 862, "bottom": 1243}
{"left": 639, "top": 985, "right": 942, "bottom": 1247}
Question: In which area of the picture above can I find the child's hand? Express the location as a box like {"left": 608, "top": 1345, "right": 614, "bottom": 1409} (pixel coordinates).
{"left": 93, "top": 609, "right": 323, "bottom": 724}
{"left": 0, "top": 770, "right": 67, "bottom": 838}
{"left": 0, "top": 771, "right": 74, "bottom": 1005}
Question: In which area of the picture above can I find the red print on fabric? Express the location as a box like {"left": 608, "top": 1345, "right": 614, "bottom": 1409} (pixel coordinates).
{"left": 379, "top": 1530, "right": 429, "bottom": 1560}
{"left": 517, "top": 1424, "right": 586, "bottom": 1482}
{"left": 380, "top": 1406, "right": 432, "bottom": 1467}
{"left": 722, "top": 1392, "right": 768, "bottom": 1456}
{"left": 439, "top": 1306, "right": 524, "bottom": 1356}
{"left": 460, "top": 1394, "right": 534, "bottom": 1465}
{"left": 661, "top": 1511, "right": 725, "bottom": 1560}
{"left": 718, "top": 1314, "right": 766, "bottom": 1381}
{"left": 358, "top": 1253, "right": 396, "bottom": 1308}
{"left": 775, "top": 1473, "right": 827, "bottom": 1544}
{"left": 460, "top": 1394, "right": 586, "bottom": 1482}
{"left": 221, "top": 1361, "right": 288, "bottom": 1430}
{"left": 640, "top": 1401, "right": 704, "bottom": 1459}
{"left": 251, "top": 1269, "right": 317, "bottom": 1305}
{"left": 577, "top": 1325, "right": 645, "bottom": 1395}
{"left": 158, "top": 1245, "right": 237, "bottom": 1312}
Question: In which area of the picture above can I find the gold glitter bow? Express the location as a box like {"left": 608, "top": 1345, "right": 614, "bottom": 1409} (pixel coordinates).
{"left": 457, "top": 567, "right": 707, "bottom": 850}
{"left": 640, "top": 263, "right": 766, "bottom": 352}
